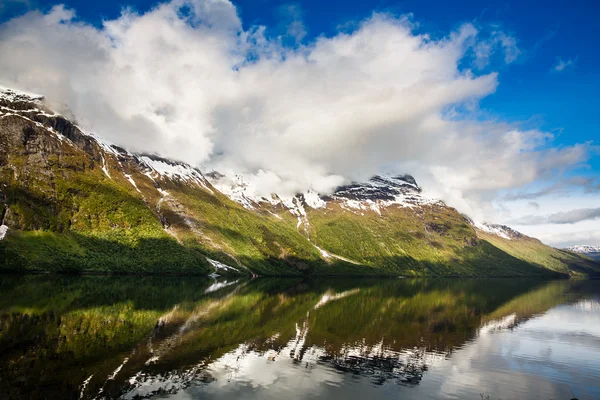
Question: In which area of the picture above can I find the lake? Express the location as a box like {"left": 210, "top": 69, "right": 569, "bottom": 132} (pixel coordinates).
{"left": 0, "top": 276, "right": 598, "bottom": 400}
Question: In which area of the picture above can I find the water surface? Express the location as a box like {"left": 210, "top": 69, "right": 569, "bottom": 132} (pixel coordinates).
{"left": 0, "top": 276, "right": 598, "bottom": 399}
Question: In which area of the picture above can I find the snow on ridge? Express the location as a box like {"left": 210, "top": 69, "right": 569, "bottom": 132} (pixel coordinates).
{"left": 139, "top": 156, "right": 213, "bottom": 193}
{"left": 370, "top": 174, "right": 421, "bottom": 191}
{"left": 565, "top": 245, "right": 600, "bottom": 254}
{"left": 207, "top": 172, "right": 443, "bottom": 221}
{"left": 475, "top": 222, "right": 511, "bottom": 240}
{"left": 475, "top": 222, "right": 522, "bottom": 241}
{"left": 0, "top": 86, "right": 44, "bottom": 103}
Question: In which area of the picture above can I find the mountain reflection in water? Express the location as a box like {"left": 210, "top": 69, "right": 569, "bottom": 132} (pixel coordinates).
{"left": 0, "top": 276, "right": 598, "bottom": 400}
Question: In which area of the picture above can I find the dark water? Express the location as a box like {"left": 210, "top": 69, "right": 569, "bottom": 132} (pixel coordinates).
{"left": 1, "top": 276, "right": 599, "bottom": 400}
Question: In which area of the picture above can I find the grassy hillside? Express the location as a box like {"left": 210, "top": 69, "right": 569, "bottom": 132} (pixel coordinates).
{"left": 478, "top": 231, "right": 600, "bottom": 277}
{"left": 305, "top": 204, "right": 589, "bottom": 277}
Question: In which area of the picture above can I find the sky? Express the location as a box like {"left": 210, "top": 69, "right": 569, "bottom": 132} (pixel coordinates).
{"left": 0, "top": 0, "right": 598, "bottom": 247}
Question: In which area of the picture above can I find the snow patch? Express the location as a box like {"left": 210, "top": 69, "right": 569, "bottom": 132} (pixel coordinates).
{"left": 124, "top": 174, "right": 141, "bottom": 193}
{"left": 100, "top": 156, "right": 111, "bottom": 179}
{"left": 79, "top": 374, "right": 93, "bottom": 400}
{"left": 313, "top": 243, "right": 361, "bottom": 265}
{"left": 108, "top": 357, "right": 129, "bottom": 380}
{"left": 206, "top": 257, "right": 240, "bottom": 273}
{"left": 266, "top": 210, "right": 283, "bottom": 220}
{"left": 0, "top": 225, "right": 8, "bottom": 240}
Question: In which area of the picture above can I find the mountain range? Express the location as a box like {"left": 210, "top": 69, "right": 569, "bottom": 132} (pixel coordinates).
{"left": 1, "top": 87, "right": 599, "bottom": 277}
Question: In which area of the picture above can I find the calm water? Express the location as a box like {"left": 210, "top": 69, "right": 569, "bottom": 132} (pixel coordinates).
{"left": 0, "top": 276, "right": 599, "bottom": 400}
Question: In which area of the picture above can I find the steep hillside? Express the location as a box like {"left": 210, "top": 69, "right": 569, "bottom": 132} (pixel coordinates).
{"left": 476, "top": 225, "right": 600, "bottom": 277}
{"left": 1, "top": 87, "right": 598, "bottom": 277}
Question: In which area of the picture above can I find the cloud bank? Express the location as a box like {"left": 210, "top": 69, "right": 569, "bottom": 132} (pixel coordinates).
{"left": 0, "top": 0, "right": 594, "bottom": 221}
{"left": 510, "top": 207, "right": 600, "bottom": 225}
{"left": 503, "top": 176, "right": 600, "bottom": 201}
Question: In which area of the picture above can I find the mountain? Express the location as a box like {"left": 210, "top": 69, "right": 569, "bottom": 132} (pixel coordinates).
{"left": 1, "top": 87, "right": 599, "bottom": 277}
{"left": 565, "top": 245, "right": 600, "bottom": 261}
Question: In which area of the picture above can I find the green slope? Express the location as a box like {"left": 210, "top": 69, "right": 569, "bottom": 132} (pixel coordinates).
{"left": 305, "top": 203, "right": 591, "bottom": 277}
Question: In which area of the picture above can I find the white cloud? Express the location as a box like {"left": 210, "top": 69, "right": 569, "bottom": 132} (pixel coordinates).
{"left": 473, "top": 29, "right": 520, "bottom": 69}
{"left": 0, "top": 0, "right": 593, "bottom": 223}
{"left": 553, "top": 57, "right": 577, "bottom": 72}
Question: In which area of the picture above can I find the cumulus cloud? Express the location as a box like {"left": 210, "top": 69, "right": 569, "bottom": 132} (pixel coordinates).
{"left": 0, "top": 0, "right": 593, "bottom": 221}
{"left": 509, "top": 207, "right": 600, "bottom": 225}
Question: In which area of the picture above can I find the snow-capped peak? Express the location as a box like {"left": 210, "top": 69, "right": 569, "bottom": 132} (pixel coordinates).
{"left": 331, "top": 174, "right": 422, "bottom": 202}
{"left": 565, "top": 245, "right": 600, "bottom": 254}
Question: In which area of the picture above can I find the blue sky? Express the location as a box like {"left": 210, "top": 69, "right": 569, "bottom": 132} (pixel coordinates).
{"left": 0, "top": 0, "right": 598, "bottom": 245}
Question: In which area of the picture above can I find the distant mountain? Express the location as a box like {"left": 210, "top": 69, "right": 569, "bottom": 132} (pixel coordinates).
{"left": 1, "top": 87, "right": 599, "bottom": 277}
{"left": 565, "top": 245, "right": 600, "bottom": 261}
